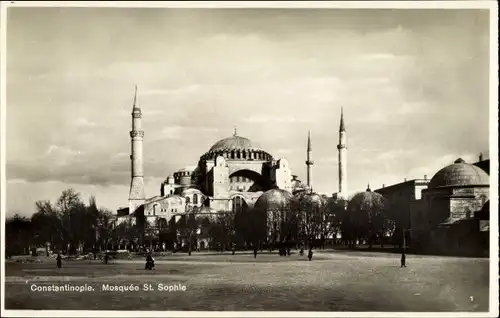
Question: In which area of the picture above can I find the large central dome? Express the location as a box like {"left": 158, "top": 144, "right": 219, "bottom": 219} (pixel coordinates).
{"left": 209, "top": 135, "right": 261, "bottom": 152}
{"left": 201, "top": 133, "right": 273, "bottom": 162}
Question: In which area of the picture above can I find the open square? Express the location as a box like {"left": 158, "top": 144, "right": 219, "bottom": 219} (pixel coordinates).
{"left": 4, "top": 251, "right": 489, "bottom": 312}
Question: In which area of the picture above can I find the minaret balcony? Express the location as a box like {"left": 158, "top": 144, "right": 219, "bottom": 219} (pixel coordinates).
{"left": 130, "top": 131, "right": 145, "bottom": 138}
{"left": 305, "top": 160, "right": 314, "bottom": 165}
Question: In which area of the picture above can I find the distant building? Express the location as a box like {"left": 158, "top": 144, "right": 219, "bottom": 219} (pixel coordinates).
{"left": 374, "top": 178, "right": 430, "bottom": 245}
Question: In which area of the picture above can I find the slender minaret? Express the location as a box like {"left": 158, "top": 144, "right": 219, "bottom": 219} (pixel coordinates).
{"left": 337, "top": 107, "right": 347, "bottom": 199}
{"left": 305, "top": 130, "right": 314, "bottom": 191}
{"left": 129, "top": 86, "right": 145, "bottom": 214}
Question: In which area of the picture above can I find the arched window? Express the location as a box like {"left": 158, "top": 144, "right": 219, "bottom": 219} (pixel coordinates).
{"left": 193, "top": 194, "right": 198, "bottom": 205}
{"left": 186, "top": 196, "right": 191, "bottom": 204}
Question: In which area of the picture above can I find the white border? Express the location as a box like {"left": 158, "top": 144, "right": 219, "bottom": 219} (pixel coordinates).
{"left": 1, "top": 1, "right": 498, "bottom": 317}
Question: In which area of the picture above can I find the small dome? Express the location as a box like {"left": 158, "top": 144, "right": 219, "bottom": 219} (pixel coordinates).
{"left": 255, "top": 189, "right": 296, "bottom": 211}
{"left": 209, "top": 135, "right": 262, "bottom": 152}
{"left": 297, "top": 191, "right": 324, "bottom": 206}
{"left": 429, "top": 158, "right": 489, "bottom": 189}
{"left": 348, "top": 190, "right": 385, "bottom": 212}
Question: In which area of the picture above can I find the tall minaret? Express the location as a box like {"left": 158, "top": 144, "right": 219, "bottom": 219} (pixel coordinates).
{"left": 337, "top": 107, "right": 347, "bottom": 199}
{"left": 128, "top": 86, "right": 145, "bottom": 214}
{"left": 305, "top": 130, "right": 314, "bottom": 191}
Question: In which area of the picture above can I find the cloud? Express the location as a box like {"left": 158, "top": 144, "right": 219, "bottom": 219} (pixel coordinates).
{"left": 75, "top": 117, "right": 97, "bottom": 128}
{"left": 157, "top": 125, "right": 220, "bottom": 141}
{"left": 5, "top": 8, "right": 490, "bottom": 216}
{"left": 360, "top": 53, "right": 397, "bottom": 61}
{"left": 243, "top": 115, "right": 310, "bottom": 124}
{"left": 274, "top": 148, "right": 294, "bottom": 155}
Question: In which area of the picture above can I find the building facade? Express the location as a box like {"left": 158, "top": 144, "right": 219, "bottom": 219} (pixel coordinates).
{"left": 374, "top": 178, "right": 430, "bottom": 245}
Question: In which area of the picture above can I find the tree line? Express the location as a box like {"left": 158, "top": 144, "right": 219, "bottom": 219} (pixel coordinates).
{"left": 6, "top": 188, "right": 401, "bottom": 256}
{"left": 6, "top": 189, "right": 116, "bottom": 256}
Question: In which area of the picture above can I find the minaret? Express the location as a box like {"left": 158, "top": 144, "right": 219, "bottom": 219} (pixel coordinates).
{"left": 337, "top": 107, "right": 347, "bottom": 199}
{"left": 128, "top": 86, "right": 145, "bottom": 214}
{"left": 305, "top": 130, "right": 314, "bottom": 191}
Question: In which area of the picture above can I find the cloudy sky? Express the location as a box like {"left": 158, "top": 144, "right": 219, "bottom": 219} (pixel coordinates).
{"left": 5, "top": 7, "right": 491, "bottom": 216}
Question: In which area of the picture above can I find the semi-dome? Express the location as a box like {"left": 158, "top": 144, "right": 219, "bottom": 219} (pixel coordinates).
{"left": 177, "top": 166, "right": 197, "bottom": 173}
{"left": 209, "top": 135, "right": 261, "bottom": 152}
{"left": 255, "top": 188, "right": 296, "bottom": 211}
{"left": 428, "top": 158, "right": 489, "bottom": 189}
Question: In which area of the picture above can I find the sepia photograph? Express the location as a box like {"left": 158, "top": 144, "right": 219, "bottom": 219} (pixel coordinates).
{"left": 1, "top": 1, "right": 498, "bottom": 317}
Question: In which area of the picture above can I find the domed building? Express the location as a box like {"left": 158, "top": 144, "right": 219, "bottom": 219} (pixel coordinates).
{"left": 411, "top": 158, "right": 490, "bottom": 256}
{"left": 117, "top": 90, "right": 346, "bottom": 251}
{"left": 424, "top": 158, "right": 489, "bottom": 223}
{"left": 161, "top": 131, "right": 293, "bottom": 213}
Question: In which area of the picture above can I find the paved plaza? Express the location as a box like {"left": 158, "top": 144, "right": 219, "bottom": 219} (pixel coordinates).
{"left": 4, "top": 251, "right": 489, "bottom": 312}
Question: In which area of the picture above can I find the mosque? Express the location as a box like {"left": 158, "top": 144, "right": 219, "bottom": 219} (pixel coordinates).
{"left": 115, "top": 87, "right": 490, "bottom": 256}
{"left": 116, "top": 88, "right": 349, "bottom": 231}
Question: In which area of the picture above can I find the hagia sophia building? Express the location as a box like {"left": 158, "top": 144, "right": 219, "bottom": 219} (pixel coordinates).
{"left": 116, "top": 87, "right": 490, "bottom": 256}
{"left": 116, "top": 87, "right": 349, "bottom": 226}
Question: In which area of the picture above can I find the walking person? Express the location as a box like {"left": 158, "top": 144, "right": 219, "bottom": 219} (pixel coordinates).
{"left": 56, "top": 253, "right": 62, "bottom": 269}
{"left": 400, "top": 252, "right": 406, "bottom": 268}
{"left": 253, "top": 247, "right": 258, "bottom": 259}
{"left": 308, "top": 249, "right": 313, "bottom": 261}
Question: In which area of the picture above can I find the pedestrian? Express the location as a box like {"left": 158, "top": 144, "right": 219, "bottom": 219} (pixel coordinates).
{"left": 104, "top": 252, "right": 109, "bottom": 265}
{"left": 287, "top": 248, "right": 291, "bottom": 256}
{"left": 401, "top": 252, "right": 406, "bottom": 268}
{"left": 56, "top": 253, "right": 62, "bottom": 269}
{"left": 253, "top": 247, "right": 258, "bottom": 259}
{"left": 308, "top": 249, "right": 313, "bottom": 261}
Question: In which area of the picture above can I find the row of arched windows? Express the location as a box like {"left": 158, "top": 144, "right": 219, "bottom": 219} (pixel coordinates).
{"left": 231, "top": 176, "right": 252, "bottom": 183}
{"left": 201, "top": 150, "right": 272, "bottom": 161}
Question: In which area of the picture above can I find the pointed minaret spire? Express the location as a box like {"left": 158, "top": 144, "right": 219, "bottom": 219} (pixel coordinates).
{"left": 305, "top": 130, "right": 314, "bottom": 190}
{"left": 233, "top": 125, "right": 237, "bottom": 136}
{"left": 307, "top": 130, "right": 312, "bottom": 151}
{"left": 339, "top": 106, "right": 345, "bottom": 132}
{"left": 366, "top": 183, "right": 371, "bottom": 192}
{"left": 132, "top": 85, "right": 139, "bottom": 110}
